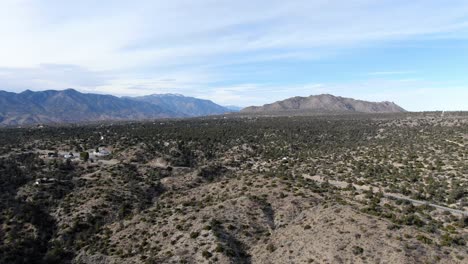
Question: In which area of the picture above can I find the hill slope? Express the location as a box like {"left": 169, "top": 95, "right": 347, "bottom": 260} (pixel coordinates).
{"left": 242, "top": 94, "right": 406, "bottom": 114}
{"left": 0, "top": 116, "right": 466, "bottom": 263}
{"left": 0, "top": 89, "right": 176, "bottom": 125}
{"left": 131, "top": 94, "right": 232, "bottom": 117}
{"left": 0, "top": 90, "right": 233, "bottom": 125}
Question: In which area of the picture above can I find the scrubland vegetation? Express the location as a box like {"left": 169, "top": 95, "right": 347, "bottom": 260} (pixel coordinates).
{"left": 0, "top": 112, "right": 466, "bottom": 263}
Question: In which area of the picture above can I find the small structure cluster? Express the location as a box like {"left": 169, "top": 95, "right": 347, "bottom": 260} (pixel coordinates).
{"left": 93, "top": 147, "right": 111, "bottom": 157}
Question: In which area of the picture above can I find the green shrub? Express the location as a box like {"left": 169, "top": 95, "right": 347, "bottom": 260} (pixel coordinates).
{"left": 352, "top": 246, "right": 364, "bottom": 255}
{"left": 202, "top": 250, "right": 212, "bottom": 259}
{"left": 190, "top": 231, "right": 200, "bottom": 239}
{"left": 267, "top": 243, "right": 276, "bottom": 252}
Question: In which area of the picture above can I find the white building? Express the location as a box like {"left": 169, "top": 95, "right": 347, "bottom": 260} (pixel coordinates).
{"left": 94, "top": 148, "right": 111, "bottom": 157}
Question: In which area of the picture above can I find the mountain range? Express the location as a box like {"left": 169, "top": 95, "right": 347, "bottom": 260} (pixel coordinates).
{"left": 0, "top": 90, "right": 406, "bottom": 126}
{"left": 131, "top": 94, "right": 230, "bottom": 117}
{"left": 241, "top": 94, "right": 405, "bottom": 114}
{"left": 0, "top": 89, "right": 233, "bottom": 126}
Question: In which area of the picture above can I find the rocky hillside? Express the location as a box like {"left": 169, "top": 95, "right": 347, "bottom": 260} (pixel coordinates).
{"left": 242, "top": 94, "right": 406, "bottom": 114}
{"left": 0, "top": 90, "right": 233, "bottom": 126}
{"left": 0, "top": 89, "right": 176, "bottom": 125}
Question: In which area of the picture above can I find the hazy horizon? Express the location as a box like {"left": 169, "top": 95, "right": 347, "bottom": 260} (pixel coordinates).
{"left": 1, "top": 1, "right": 468, "bottom": 110}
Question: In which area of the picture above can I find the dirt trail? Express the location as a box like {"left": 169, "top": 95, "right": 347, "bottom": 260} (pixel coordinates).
{"left": 445, "top": 139, "right": 465, "bottom": 147}
{"left": 303, "top": 174, "right": 468, "bottom": 216}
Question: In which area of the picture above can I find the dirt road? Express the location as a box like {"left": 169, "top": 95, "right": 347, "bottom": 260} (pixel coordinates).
{"left": 303, "top": 174, "right": 468, "bottom": 216}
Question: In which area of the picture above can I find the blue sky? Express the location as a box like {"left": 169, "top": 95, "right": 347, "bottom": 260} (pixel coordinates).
{"left": 0, "top": 0, "right": 468, "bottom": 110}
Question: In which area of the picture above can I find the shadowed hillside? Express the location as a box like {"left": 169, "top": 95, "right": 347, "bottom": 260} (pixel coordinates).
{"left": 0, "top": 90, "right": 234, "bottom": 126}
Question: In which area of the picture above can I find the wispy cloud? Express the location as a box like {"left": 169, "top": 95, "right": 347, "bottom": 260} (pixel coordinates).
{"left": 367, "top": 71, "right": 415, "bottom": 76}
{"left": 2, "top": 1, "right": 468, "bottom": 71}
{"left": 197, "top": 83, "right": 327, "bottom": 106}
{"left": 0, "top": 1, "right": 468, "bottom": 109}
{"left": 0, "top": 64, "right": 108, "bottom": 92}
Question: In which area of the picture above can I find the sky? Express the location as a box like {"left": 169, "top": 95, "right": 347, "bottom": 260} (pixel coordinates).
{"left": 1, "top": 0, "right": 468, "bottom": 110}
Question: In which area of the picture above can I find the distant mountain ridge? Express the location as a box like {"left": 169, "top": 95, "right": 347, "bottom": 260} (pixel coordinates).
{"left": 224, "top": 105, "right": 243, "bottom": 111}
{"left": 132, "top": 94, "right": 230, "bottom": 117}
{"left": 0, "top": 89, "right": 233, "bottom": 125}
{"left": 241, "top": 94, "right": 406, "bottom": 114}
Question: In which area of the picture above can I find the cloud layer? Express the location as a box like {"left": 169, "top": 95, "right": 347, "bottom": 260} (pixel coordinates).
{"left": 1, "top": 0, "right": 468, "bottom": 110}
